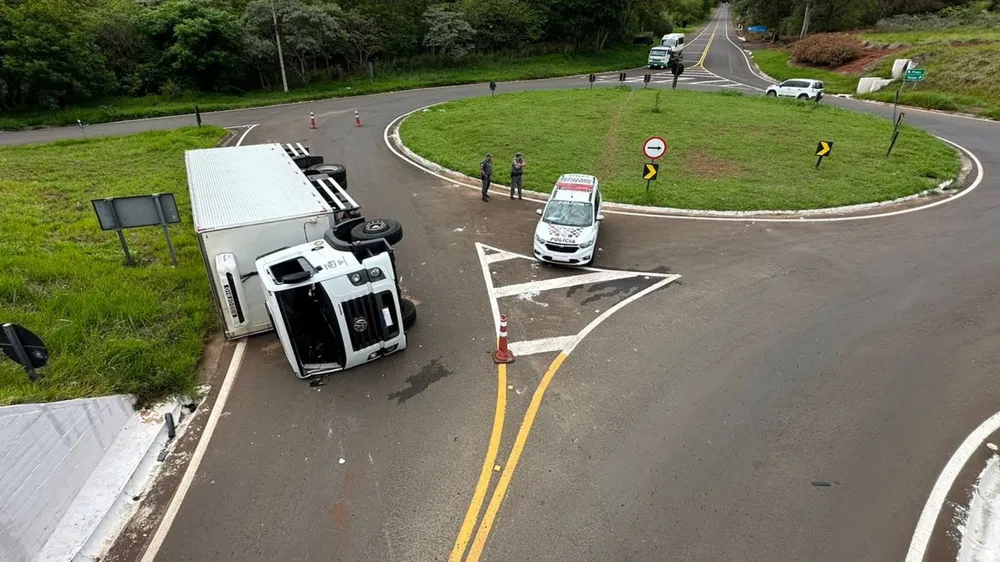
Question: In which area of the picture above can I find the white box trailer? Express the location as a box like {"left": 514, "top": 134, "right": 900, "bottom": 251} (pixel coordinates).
{"left": 186, "top": 142, "right": 416, "bottom": 378}
{"left": 187, "top": 142, "right": 340, "bottom": 339}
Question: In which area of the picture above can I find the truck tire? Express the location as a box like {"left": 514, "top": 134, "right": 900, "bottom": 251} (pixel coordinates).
{"left": 305, "top": 163, "right": 347, "bottom": 189}
{"left": 351, "top": 218, "right": 403, "bottom": 246}
{"left": 400, "top": 298, "right": 416, "bottom": 330}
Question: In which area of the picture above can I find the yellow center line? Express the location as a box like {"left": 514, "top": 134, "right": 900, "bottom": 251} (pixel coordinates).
{"left": 465, "top": 352, "right": 569, "bottom": 562}
{"left": 449, "top": 360, "right": 507, "bottom": 561}
{"left": 694, "top": 18, "right": 721, "bottom": 68}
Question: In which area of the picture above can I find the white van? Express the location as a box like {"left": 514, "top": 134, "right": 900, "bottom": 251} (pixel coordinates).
{"left": 660, "top": 33, "right": 685, "bottom": 49}
{"left": 532, "top": 174, "right": 604, "bottom": 266}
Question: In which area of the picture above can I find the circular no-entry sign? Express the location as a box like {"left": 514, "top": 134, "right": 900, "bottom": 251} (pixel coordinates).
{"left": 643, "top": 136, "right": 667, "bottom": 160}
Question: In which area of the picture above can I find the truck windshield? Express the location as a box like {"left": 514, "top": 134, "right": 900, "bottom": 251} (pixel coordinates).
{"left": 543, "top": 201, "right": 593, "bottom": 227}
{"left": 650, "top": 48, "right": 668, "bottom": 56}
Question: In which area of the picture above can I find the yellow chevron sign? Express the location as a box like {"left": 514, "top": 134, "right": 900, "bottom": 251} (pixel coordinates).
{"left": 643, "top": 163, "right": 659, "bottom": 181}
{"left": 816, "top": 141, "right": 833, "bottom": 157}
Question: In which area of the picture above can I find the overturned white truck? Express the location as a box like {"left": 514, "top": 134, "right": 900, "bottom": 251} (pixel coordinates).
{"left": 185, "top": 142, "right": 415, "bottom": 378}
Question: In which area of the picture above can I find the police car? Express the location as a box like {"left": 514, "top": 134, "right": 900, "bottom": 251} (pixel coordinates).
{"left": 533, "top": 173, "right": 604, "bottom": 266}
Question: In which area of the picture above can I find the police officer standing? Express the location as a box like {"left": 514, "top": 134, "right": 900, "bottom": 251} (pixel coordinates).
{"left": 480, "top": 153, "right": 493, "bottom": 202}
{"left": 510, "top": 152, "right": 525, "bottom": 199}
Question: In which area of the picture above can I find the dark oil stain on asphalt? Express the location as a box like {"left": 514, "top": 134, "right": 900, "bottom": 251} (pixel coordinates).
{"left": 388, "top": 358, "right": 452, "bottom": 404}
{"left": 565, "top": 265, "right": 678, "bottom": 306}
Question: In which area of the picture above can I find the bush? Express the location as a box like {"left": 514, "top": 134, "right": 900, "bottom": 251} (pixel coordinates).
{"left": 791, "top": 33, "right": 863, "bottom": 67}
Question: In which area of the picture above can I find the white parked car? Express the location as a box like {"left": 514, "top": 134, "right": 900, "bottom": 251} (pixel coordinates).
{"left": 765, "top": 79, "right": 825, "bottom": 101}
{"left": 533, "top": 174, "right": 604, "bottom": 266}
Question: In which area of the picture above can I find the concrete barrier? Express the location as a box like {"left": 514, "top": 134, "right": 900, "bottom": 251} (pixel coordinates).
{"left": 857, "top": 76, "right": 894, "bottom": 94}
{"left": 892, "top": 59, "right": 913, "bottom": 79}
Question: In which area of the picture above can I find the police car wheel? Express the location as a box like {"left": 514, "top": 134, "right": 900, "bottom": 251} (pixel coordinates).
{"left": 351, "top": 218, "right": 403, "bottom": 245}
{"left": 305, "top": 163, "right": 348, "bottom": 189}
{"left": 400, "top": 298, "right": 417, "bottom": 330}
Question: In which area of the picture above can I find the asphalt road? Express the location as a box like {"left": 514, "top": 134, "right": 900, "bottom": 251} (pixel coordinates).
{"left": 6, "top": 5, "right": 1000, "bottom": 561}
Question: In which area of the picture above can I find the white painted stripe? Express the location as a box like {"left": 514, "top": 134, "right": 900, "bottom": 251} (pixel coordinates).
{"left": 906, "top": 410, "right": 1000, "bottom": 562}
{"left": 494, "top": 270, "right": 649, "bottom": 299}
{"left": 475, "top": 243, "right": 502, "bottom": 337}
{"left": 286, "top": 142, "right": 300, "bottom": 157}
{"left": 139, "top": 339, "right": 246, "bottom": 562}
{"left": 477, "top": 243, "right": 675, "bottom": 278}
{"left": 235, "top": 124, "right": 258, "bottom": 147}
{"left": 484, "top": 250, "right": 522, "bottom": 264}
{"left": 564, "top": 275, "right": 680, "bottom": 356}
{"left": 687, "top": 79, "right": 732, "bottom": 86}
{"left": 296, "top": 142, "right": 308, "bottom": 156}
{"left": 508, "top": 336, "right": 578, "bottom": 356}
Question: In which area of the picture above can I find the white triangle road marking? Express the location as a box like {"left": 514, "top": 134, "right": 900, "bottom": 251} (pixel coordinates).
{"left": 475, "top": 243, "right": 681, "bottom": 356}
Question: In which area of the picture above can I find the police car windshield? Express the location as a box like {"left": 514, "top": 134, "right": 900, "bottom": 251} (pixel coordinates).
{"left": 543, "top": 200, "right": 593, "bottom": 227}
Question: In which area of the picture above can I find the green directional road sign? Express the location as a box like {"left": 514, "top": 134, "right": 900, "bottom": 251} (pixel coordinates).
{"left": 904, "top": 68, "right": 925, "bottom": 82}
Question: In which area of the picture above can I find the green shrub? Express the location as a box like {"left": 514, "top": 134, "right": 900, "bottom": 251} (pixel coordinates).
{"left": 791, "top": 33, "right": 863, "bottom": 67}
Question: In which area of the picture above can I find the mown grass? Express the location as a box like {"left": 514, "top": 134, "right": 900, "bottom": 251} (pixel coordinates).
{"left": 0, "top": 48, "right": 648, "bottom": 131}
{"left": 400, "top": 88, "right": 960, "bottom": 211}
{"left": 751, "top": 49, "right": 860, "bottom": 94}
{"left": 0, "top": 126, "right": 226, "bottom": 406}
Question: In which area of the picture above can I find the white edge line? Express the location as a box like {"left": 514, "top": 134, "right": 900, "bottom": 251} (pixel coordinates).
{"left": 564, "top": 275, "right": 680, "bottom": 356}
{"left": 508, "top": 336, "right": 579, "bottom": 356}
{"left": 906, "top": 409, "right": 1000, "bottom": 562}
{"left": 138, "top": 119, "right": 256, "bottom": 562}
{"left": 139, "top": 339, "right": 246, "bottom": 562}
{"left": 721, "top": 6, "right": 775, "bottom": 86}
{"left": 384, "top": 106, "right": 985, "bottom": 224}
{"left": 235, "top": 124, "right": 258, "bottom": 147}
{"left": 475, "top": 243, "right": 502, "bottom": 337}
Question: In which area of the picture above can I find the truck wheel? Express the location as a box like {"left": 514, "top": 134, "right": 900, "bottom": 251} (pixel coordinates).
{"left": 351, "top": 218, "right": 403, "bottom": 245}
{"left": 400, "top": 298, "right": 417, "bottom": 330}
{"left": 305, "top": 163, "right": 347, "bottom": 189}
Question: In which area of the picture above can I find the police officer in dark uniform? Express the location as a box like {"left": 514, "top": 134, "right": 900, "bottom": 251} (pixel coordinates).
{"left": 480, "top": 152, "right": 493, "bottom": 202}
{"left": 510, "top": 152, "right": 525, "bottom": 199}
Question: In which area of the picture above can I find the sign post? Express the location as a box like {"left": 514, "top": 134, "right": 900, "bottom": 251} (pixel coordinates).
{"left": 887, "top": 112, "right": 905, "bottom": 157}
{"left": 92, "top": 193, "right": 182, "bottom": 266}
{"left": 671, "top": 63, "right": 685, "bottom": 90}
{"left": 589, "top": 73, "right": 596, "bottom": 89}
{"left": 642, "top": 136, "right": 667, "bottom": 191}
{"left": 644, "top": 73, "right": 651, "bottom": 89}
{"left": 0, "top": 323, "right": 48, "bottom": 382}
{"left": 815, "top": 141, "right": 833, "bottom": 168}
{"left": 489, "top": 81, "right": 497, "bottom": 96}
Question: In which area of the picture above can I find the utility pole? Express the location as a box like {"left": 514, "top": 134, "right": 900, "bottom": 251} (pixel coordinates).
{"left": 800, "top": 0, "right": 813, "bottom": 38}
{"left": 271, "top": 0, "right": 289, "bottom": 93}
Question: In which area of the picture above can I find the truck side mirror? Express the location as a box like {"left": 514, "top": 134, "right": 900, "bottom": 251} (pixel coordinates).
{"left": 596, "top": 214, "right": 605, "bottom": 221}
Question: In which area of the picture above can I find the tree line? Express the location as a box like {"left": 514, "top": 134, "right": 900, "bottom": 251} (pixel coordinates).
{"left": 731, "top": 0, "right": 995, "bottom": 39}
{"left": 0, "top": 0, "right": 714, "bottom": 110}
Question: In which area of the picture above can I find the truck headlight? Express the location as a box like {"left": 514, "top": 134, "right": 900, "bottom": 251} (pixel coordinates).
{"left": 368, "top": 267, "right": 383, "bottom": 280}
{"left": 579, "top": 238, "right": 595, "bottom": 249}
{"left": 349, "top": 271, "right": 365, "bottom": 285}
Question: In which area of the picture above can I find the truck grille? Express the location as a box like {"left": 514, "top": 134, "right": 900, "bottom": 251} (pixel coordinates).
{"left": 342, "top": 291, "right": 400, "bottom": 352}
{"left": 545, "top": 243, "right": 578, "bottom": 253}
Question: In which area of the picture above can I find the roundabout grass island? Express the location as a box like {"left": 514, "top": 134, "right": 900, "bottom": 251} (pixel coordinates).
{"left": 397, "top": 88, "right": 961, "bottom": 212}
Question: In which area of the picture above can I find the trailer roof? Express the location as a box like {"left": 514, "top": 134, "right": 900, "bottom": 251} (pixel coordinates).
{"left": 185, "top": 143, "right": 333, "bottom": 232}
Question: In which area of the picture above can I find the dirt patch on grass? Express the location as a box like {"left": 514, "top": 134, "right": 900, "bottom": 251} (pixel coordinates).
{"left": 597, "top": 90, "right": 634, "bottom": 177}
{"left": 687, "top": 149, "right": 743, "bottom": 179}
{"left": 836, "top": 48, "right": 907, "bottom": 75}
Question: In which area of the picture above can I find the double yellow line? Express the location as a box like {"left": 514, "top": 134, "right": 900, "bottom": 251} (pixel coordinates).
{"left": 693, "top": 17, "right": 722, "bottom": 68}
{"left": 449, "top": 354, "right": 569, "bottom": 562}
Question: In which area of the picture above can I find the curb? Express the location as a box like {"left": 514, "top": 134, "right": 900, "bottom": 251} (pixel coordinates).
{"left": 33, "top": 398, "right": 197, "bottom": 562}
{"left": 389, "top": 103, "right": 972, "bottom": 221}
